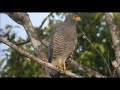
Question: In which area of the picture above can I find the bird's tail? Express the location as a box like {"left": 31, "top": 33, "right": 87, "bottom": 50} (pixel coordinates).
{"left": 49, "top": 70, "right": 61, "bottom": 78}
{"left": 44, "top": 67, "right": 61, "bottom": 78}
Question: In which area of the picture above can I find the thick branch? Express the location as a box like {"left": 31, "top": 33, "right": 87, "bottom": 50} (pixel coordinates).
{"left": 14, "top": 13, "right": 52, "bottom": 46}
{"left": 71, "top": 60, "right": 106, "bottom": 77}
{"left": 6, "top": 13, "right": 47, "bottom": 61}
{"left": 0, "top": 36, "right": 81, "bottom": 78}
{"left": 105, "top": 13, "right": 120, "bottom": 77}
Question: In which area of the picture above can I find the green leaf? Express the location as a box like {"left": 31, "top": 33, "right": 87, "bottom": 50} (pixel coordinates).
{"left": 97, "top": 44, "right": 105, "bottom": 54}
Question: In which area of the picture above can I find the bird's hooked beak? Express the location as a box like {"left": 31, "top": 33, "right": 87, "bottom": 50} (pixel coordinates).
{"left": 72, "top": 16, "right": 82, "bottom": 22}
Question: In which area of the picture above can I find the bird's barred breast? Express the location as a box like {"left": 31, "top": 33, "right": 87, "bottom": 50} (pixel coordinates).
{"left": 52, "top": 32, "right": 76, "bottom": 58}
{"left": 52, "top": 33, "right": 65, "bottom": 56}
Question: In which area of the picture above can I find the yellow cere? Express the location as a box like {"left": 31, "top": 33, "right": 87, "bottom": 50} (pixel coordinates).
{"left": 73, "top": 16, "right": 81, "bottom": 21}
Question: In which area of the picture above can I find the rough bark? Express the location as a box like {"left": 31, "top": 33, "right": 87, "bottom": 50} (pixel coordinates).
{"left": 6, "top": 13, "right": 47, "bottom": 61}
{"left": 105, "top": 13, "right": 120, "bottom": 77}
{"left": 71, "top": 60, "right": 106, "bottom": 77}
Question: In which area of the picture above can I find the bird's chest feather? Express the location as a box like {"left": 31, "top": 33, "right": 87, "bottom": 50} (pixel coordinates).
{"left": 52, "top": 25, "right": 77, "bottom": 57}
{"left": 62, "top": 26, "right": 77, "bottom": 41}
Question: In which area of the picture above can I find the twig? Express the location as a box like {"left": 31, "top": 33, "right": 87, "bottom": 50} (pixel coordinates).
{"left": 78, "top": 25, "right": 112, "bottom": 76}
{"left": 0, "top": 36, "right": 81, "bottom": 78}
{"left": 105, "top": 13, "right": 120, "bottom": 77}
{"left": 3, "top": 30, "right": 11, "bottom": 37}
{"left": 15, "top": 39, "right": 30, "bottom": 46}
{"left": 15, "top": 39, "right": 49, "bottom": 47}
{"left": 39, "top": 12, "right": 53, "bottom": 29}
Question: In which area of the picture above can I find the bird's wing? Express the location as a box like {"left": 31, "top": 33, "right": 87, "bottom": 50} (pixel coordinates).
{"left": 48, "top": 27, "right": 55, "bottom": 63}
{"left": 48, "top": 25, "right": 65, "bottom": 63}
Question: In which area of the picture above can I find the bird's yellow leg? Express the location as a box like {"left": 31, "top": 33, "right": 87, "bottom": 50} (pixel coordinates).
{"left": 56, "top": 61, "right": 63, "bottom": 70}
{"left": 56, "top": 60, "right": 66, "bottom": 71}
{"left": 63, "top": 62, "right": 66, "bottom": 71}
{"left": 59, "top": 62, "right": 63, "bottom": 70}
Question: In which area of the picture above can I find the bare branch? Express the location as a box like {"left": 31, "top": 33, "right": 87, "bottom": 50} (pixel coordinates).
{"left": 5, "top": 13, "right": 51, "bottom": 47}
{"left": 78, "top": 25, "right": 112, "bottom": 75}
{"left": 39, "top": 12, "right": 53, "bottom": 29}
{"left": 15, "top": 39, "right": 30, "bottom": 46}
{"left": 6, "top": 13, "right": 47, "bottom": 61}
{"left": 105, "top": 13, "right": 120, "bottom": 77}
{"left": 3, "top": 30, "right": 11, "bottom": 37}
{"left": 41, "top": 39, "right": 49, "bottom": 47}
{"left": 14, "top": 38, "right": 49, "bottom": 47}
{"left": 0, "top": 36, "right": 81, "bottom": 78}
{"left": 71, "top": 60, "right": 106, "bottom": 78}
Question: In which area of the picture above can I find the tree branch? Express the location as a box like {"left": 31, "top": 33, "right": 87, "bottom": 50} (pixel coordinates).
{"left": 70, "top": 60, "right": 106, "bottom": 77}
{"left": 12, "top": 13, "right": 52, "bottom": 46}
{"left": 6, "top": 12, "right": 47, "bottom": 61}
{"left": 15, "top": 39, "right": 30, "bottom": 46}
{"left": 105, "top": 13, "right": 120, "bottom": 77}
{"left": 3, "top": 30, "right": 11, "bottom": 37}
{"left": 39, "top": 12, "right": 53, "bottom": 29}
{"left": 0, "top": 36, "right": 81, "bottom": 78}
{"left": 15, "top": 39, "right": 49, "bottom": 47}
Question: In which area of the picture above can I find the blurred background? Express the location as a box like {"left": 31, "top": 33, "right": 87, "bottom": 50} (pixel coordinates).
{"left": 0, "top": 12, "right": 120, "bottom": 77}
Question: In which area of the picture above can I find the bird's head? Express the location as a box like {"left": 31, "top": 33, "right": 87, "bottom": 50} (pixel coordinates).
{"left": 65, "top": 15, "right": 81, "bottom": 24}
{"left": 72, "top": 15, "right": 81, "bottom": 22}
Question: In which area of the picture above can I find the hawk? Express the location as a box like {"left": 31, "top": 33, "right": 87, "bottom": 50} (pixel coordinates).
{"left": 48, "top": 15, "right": 81, "bottom": 78}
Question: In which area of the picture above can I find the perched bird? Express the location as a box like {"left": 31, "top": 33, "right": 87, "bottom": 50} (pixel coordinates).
{"left": 48, "top": 15, "right": 81, "bottom": 78}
